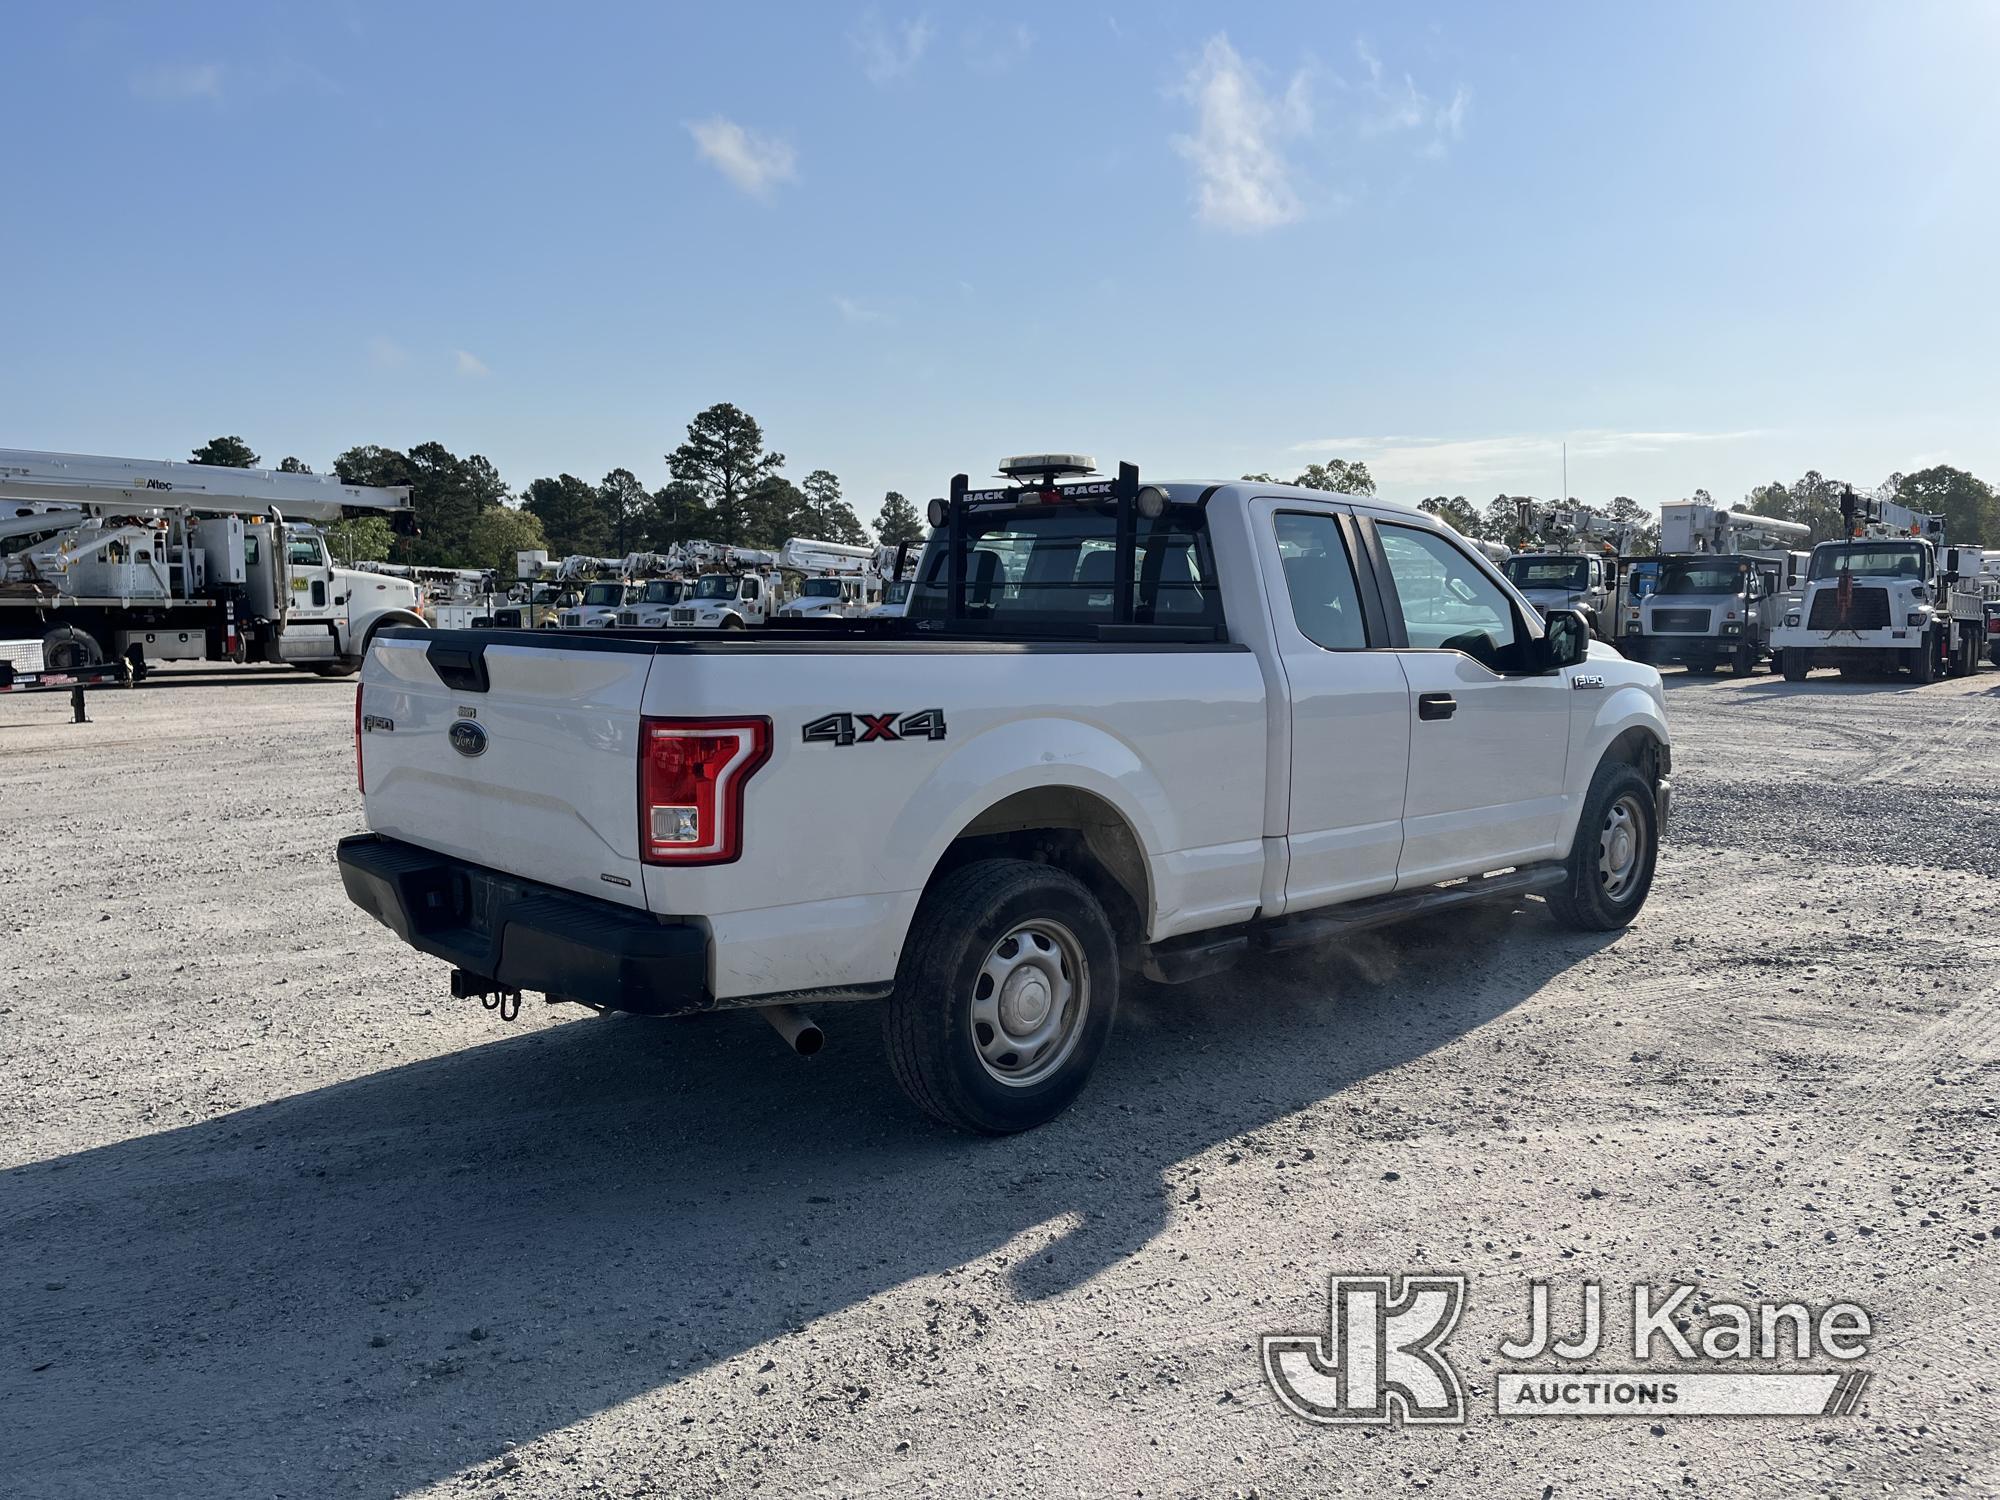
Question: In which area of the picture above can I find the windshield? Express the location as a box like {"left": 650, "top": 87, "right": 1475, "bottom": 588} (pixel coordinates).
{"left": 640, "top": 579, "right": 684, "bottom": 604}
{"left": 1504, "top": 558, "right": 1588, "bottom": 592}
{"left": 1656, "top": 559, "right": 1746, "bottom": 596}
{"left": 884, "top": 580, "right": 912, "bottom": 604}
{"left": 801, "top": 579, "right": 844, "bottom": 598}
{"left": 693, "top": 575, "right": 735, "bottom": 600}
{"left": 582, "top": 582, "right": 624, "bottom": 606}
{"left": 1809, "top": 543, "right": 1928, "bottom": 582}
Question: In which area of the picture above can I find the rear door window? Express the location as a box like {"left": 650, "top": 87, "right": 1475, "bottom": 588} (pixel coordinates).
{"left": 1272, "top": 511, "right": 1367, "bottom": 650}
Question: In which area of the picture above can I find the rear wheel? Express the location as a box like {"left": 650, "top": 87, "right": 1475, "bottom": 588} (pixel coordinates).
{"left": 884, "top": 858, "right": 1119, "bottom": 1134}
{"left": 1685, "top": 661, "right": 1716, "bottom": 676}
{"left": 1547, "top": 761, "right": 1658, "bottom": 931}
{"left": 41, "top": 625, "right": 104, "bottom": 671}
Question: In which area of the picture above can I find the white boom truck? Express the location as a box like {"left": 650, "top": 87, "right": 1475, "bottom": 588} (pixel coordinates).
{"left": 775, "top": 537, "right": 883, "bottom": 621}
{"left": 1627, "top": 501, "right": 1810, "bottom": 675}
{"left": 339, "top": 454, "right": 1673, "bottom": 1133}
{"left": 0, "top": 448, "right": 422, "bottom": 676}
{"left": 1500, "top": 504, "right": 1641, "bottom": 645}
{"left": 661, "top": 547, "right": 783, "bottom": 629}
{"left": 1772, "top": 487, "right": 1989, "bottom": 682}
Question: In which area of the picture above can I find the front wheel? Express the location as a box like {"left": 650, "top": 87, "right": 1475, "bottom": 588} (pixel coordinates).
{"left": 1546, "top": 761, "right": 1658, "bottom": 932}
{"left": 1909, "top": 634, "right": 1937, "bottom": 684}
{"left": 1781, "top": 649, "right": 1810, "bottom": 682}
{"left": 884, "top": 859, "right": 1120, "bottom": 1134}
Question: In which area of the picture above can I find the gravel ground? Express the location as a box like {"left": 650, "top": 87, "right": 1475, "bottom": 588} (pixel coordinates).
{"left": 2, "top": 663, "right": 1996, "bottom": 1499}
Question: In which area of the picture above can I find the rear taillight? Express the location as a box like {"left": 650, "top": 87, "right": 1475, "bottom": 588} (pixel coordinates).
{"left": 639, "top": 716, "right": 771, "bottom": 865}
{"left": 354, "top": 685, "right": 364, "bottom": 794}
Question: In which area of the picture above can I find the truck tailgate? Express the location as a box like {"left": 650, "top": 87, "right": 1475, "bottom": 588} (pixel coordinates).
{"left": 359, "top": 634, "right": 655, "bottom": 908}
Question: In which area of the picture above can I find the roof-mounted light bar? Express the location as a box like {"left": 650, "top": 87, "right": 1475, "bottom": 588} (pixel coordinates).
{"left": 998, "top": 453, "right": 1097, "bottom": 482}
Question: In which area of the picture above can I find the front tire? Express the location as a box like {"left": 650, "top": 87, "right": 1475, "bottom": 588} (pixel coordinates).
{"left": 1781, "top": 649, "right": 1809, "bottom": 682}
{"left": 884, "top": 858, "right": 1120, "bottom": 1134}
{"left": 1547, "top": 761, "right": 1658, "bottom": 932}
{"left": 1909, "top": 634, "right": 1936, "bottom": 684}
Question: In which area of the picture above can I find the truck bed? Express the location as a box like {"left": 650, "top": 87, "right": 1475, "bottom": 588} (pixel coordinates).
{"left": 356, "top": 625, "right": 1268, "bottom": 1003}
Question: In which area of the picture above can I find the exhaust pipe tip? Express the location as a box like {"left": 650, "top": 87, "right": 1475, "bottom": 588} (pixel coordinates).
{"left": 760, "top": 1003, "right": 824, "bottom": 1057}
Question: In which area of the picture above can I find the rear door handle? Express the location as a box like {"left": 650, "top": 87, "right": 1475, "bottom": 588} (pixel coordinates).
{"left": 1417, "top": 692, "right": 1457, "bottom": 721}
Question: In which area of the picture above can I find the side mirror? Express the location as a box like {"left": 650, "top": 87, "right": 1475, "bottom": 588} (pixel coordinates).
{"left": 1540, "top": 609, "right": 1591, "bottom": 671}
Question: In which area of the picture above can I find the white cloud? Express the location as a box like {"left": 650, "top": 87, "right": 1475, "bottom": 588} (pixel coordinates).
{"left": 131, "top": 61, "right": 223, "bottom": 103}
{"left": 367, "top": 335, "right": 408, "bottom": 369}
{"left": 1171, "top": 34, "right": 1312, "bottom": 234}
{"left": 964, "top": 20, "right": 1035, "bottom": 74}
{"left": 1354, "top": 38, "right": 1468, "bottom": 159}
{"left": 454, "top": 349, "right": 490, "bottom": 377}
{"left": 687, "top": 117, "right": 798, "bottom": 198}
{"left": 851, "top": 11, "right": 935, "bottom": 84}
{"left": 833, "top": 296, "right": 883, "bottom": 324}
{"left": 1286, "top": 430, "right": 1766, "bottom": 487}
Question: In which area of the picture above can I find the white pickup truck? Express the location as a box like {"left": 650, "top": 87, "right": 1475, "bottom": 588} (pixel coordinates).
{"left": 340, "top": 459, "right": 1672, "bottom": 1133}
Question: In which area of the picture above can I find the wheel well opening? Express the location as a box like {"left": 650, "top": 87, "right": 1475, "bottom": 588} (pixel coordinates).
{"left": 930, "top": 788, "right": 1152, "bottom": 964}
{"left": 1603, "top": 726, "right": 1663, "bottom": 784}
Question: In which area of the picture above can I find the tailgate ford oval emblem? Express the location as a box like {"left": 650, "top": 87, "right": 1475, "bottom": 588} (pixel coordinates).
{"left": 448, "top": 720, "right": 489, "bottom": 757}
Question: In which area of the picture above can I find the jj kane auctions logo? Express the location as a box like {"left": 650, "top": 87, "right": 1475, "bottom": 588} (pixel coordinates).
{"left": 1263, "top": 1274, "right": 1873, "bottom": 1425}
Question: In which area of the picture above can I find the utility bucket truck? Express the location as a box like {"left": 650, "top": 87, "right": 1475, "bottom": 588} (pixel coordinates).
{"left": 1770, "top": 487, "right": 1989, "bottom": 682}
{"left": 0, "top": 448, "right": 422, "bottom": 676}
{"left": 775, "top": 537, "right": 882, "bottom": 620}
{"left": 1627, "top": 501, "right": 1810, "bottom": 674}
{"left": 1499, "top": 502, "right": 1640, "bottom": 646}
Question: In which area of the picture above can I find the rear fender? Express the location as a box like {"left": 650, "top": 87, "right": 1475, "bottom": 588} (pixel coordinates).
{"left": 889, "top": 716, "right": 1169, "bottom": 928}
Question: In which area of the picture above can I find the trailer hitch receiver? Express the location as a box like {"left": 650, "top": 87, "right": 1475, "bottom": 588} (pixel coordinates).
{"left": 450, "top": 968, "right": 523, "bottom": 1021}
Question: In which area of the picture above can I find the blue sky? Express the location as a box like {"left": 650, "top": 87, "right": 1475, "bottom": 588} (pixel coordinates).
{"left": 6, "top": 2, "right": 1999, "bottom": 525}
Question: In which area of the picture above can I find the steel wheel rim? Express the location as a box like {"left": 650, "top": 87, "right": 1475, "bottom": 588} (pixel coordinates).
{"left": 969, "top": 919, "right": 1088, "bottom": 1088}
{"left": 1598, "top": 794, "right": 1646, "bottom": 903}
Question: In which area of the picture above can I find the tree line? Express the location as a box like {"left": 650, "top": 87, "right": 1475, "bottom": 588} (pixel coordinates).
{"left": 184, "top": 404, "right": 931, "bottom": 572}
{"left": 1742, "top": 466, "right": 1999, "bottom": 547}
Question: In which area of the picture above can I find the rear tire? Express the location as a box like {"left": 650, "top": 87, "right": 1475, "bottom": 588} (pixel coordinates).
{"left": 1546, "top": 761, "right": 1658, "bottom": 932}
{"left": 41, "top": 625, "right": 104, "bottom": 671}
{"left": 884, "top": 858, "right": 1120, "bottom": 1134}
{"left": 1686, "top": 661, "right": 1716, "bottom": 676}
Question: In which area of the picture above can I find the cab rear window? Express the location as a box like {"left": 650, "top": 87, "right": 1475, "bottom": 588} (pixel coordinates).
{"left": 907, "top": 506, "right": 1219, "bottom": 627}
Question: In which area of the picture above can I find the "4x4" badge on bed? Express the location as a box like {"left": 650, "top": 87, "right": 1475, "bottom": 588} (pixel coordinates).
{"left": 802, "top": 709, "right": 948, "bottom": 746}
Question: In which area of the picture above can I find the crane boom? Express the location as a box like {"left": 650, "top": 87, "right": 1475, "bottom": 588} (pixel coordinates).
{"left": 0, "top": 448, "right": 412, "bottom": 522}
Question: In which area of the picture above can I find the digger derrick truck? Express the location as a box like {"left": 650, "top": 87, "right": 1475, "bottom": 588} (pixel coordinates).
{"left": 1770, "top": 487, "right": 1989, "bottom": 683}
{"left": 1628, "top": 501, "right": 1810, "bottom": 675}
{"left": 0, "top": 448, "right": 422, "bottom": 677}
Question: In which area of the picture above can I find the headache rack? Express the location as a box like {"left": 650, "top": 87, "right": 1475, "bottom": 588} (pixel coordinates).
{"left": 932, "top": 459, "right": 1224, "bottom": 643}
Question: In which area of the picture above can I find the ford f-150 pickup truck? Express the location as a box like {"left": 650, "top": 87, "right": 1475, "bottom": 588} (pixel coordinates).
{"left": 339, "top": 456, "right": 1672, "bottom": 1133}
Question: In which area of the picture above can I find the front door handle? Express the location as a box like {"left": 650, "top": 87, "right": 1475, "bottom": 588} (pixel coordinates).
{"left": 1417, "top": 692, "right": 1457, "bottom": 721}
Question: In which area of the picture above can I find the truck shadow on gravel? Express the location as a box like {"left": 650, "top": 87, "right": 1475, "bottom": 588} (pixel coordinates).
{"left": 1, "top": 902, "right": 1617, "bottom": 1498}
